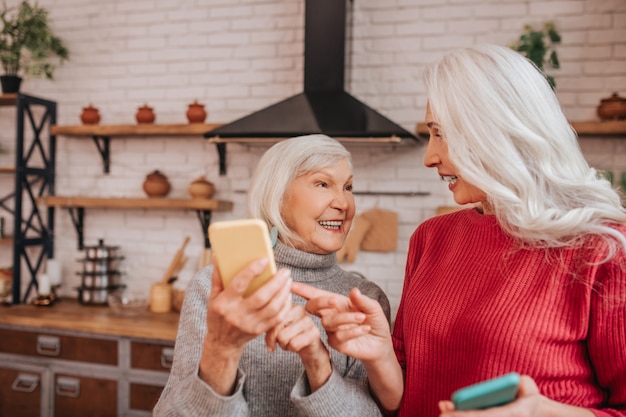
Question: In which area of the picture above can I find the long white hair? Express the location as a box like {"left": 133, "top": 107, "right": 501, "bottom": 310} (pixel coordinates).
{"left": 247, "top": 134, "right": 352, "bottom": 246}
{"left": 424, "top": 44, "right": 626, "bottom": 255}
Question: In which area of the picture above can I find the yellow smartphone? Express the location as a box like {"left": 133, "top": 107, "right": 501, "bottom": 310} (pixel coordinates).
{"left": 208, "top": 219, "right": 277, "bottom": 297}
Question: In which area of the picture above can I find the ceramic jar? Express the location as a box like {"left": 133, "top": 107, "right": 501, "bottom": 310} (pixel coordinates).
{"left": 186, "top": 100, "right": 207, "bottom": 123}
{"left": 143, "top": 170, "right": 171, "bottom": 197}
{"left": 136, "top": 104, "right": 156, "bottom": 124}
{"left": 188, "top": 176, "right": 215, "bottom": 199}
{"left": 80, "top": 104, "right": 101, "bottom": 125}
{"left": 597, "top": 93, "right": 626, "bottom": 121}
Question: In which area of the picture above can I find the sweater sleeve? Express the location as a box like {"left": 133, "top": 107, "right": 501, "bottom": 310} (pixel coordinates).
{"left": 587, "top": 255, "right": 626, "bottom": 417}
{"left": 153, "top": 267, "right": 250, "bottom": 417}
{"left": 290, "top": 362, "right": 383, "bottom": 417}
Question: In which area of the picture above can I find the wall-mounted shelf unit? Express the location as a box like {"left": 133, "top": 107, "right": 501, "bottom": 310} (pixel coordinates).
{"left": 415, "top": 120, "right": 626, "bottom": 138}
{"left": 39, "top": 196, "right": 233, "bottom": 249}
{"left": 50, "top": 123, "right": 221, "bottom": 173}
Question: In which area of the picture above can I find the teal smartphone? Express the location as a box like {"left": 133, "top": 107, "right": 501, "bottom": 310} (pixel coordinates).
{"left": 451, "top": 372, "right": 520, "bottom": 411}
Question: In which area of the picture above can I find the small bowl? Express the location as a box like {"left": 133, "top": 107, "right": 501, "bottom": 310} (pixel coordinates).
{"left": 107, "top": 290, "right": 148, "bottom": 316}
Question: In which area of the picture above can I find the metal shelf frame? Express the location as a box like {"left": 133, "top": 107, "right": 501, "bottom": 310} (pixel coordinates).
{"left": 9, "top": 93, "right": 57, "bottom": 304}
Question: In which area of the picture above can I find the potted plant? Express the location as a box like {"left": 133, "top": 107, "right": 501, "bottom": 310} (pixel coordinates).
{"left": 510, "top": 22, "right": 561, "bottom": 89}
{"left": 0, "top": 0, "right": 69, "bottom": 93}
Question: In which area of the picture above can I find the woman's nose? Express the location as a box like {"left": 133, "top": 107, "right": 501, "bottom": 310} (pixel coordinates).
{"left": 331, "top": 189, "right": 350, "bottom": 210}
{"left": 423, "top": 139, "right": 440, "bottom": 168}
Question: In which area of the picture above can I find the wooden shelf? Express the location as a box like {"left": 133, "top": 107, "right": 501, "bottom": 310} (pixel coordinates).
{"left": 416, "top": 121, "right": 626, "bottom": 137}
{"left": 40, "top": 196, "right": 233, "bottom": 211}
{"left": 51, "top": 123, "right": 221, "bottom": 137}
{"left": 0, "top": 237, "right": 12, "bottom": 245}
{"left": 0, "top": 94, "right": 17, "bottom": 106}
{"left": 39, "top": 196, "right": 234, "bottom": 250}
{"left": 0, "top": 167, "right": 15, "bottom": 174}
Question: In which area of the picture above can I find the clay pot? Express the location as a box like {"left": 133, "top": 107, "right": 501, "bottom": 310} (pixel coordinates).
{"left": 188, "top": 176, "right": 215, "bottom": 199}
{"left": 143, "top": 170, "right": 171, "bottom": 197}
{"left": 186, "top": 100, "right": 207, "bottom": 123}
{"left": 597, "top": 92, "right": 626, "bottom": 121}
{"left": 136, "top": 104, "right": 156, "bottom": 124}
{"left": 80, "top": 104, "right": 101, "bottom": 125}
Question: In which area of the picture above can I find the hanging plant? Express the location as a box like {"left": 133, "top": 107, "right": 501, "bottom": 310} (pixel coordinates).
{"left": 510, "top": 22, "right": 561, "bottom": 89}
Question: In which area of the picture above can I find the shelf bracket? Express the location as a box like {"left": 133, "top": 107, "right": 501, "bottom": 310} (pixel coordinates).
{"left": 91, "top": 135, "right": 111, "bottom": 174}
{"left": 215, "top": 143, "right": 226, "bottom": 176}
{"left": 196, "top": 209, "right": 212, "bottom": 248}
{"left": 66, "top": 207, "right": 85, "bottom": 250}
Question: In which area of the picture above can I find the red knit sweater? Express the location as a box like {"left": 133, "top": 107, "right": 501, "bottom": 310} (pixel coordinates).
{"left": 392, "top": 208, "right": 626, "bottom": 417}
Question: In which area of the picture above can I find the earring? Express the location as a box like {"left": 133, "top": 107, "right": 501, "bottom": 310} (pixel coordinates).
{"left": 270, "top": 226, "right": 278, "bottom": 248}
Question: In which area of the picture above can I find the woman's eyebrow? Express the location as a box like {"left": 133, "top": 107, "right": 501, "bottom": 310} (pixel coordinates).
{"left": 426, "top": 121, "right": 440, "bottom": 129}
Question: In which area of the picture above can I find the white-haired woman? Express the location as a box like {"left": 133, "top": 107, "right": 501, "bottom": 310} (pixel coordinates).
{"left": 293, "top": 44, "right": 626, "bottom": 417}
{"left": 154, "top": 134, "right": 390, "bottom": 417}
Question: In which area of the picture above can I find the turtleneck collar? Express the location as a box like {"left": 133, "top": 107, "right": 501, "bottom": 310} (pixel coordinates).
{"left": 273, "top": 240, "right": 342, "bottom": 283}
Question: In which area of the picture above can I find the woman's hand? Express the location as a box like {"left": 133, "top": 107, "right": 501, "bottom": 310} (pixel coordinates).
{"left": 266, "top": 304, "right": 332, "bottom": 391}
{"left": 206, "top": 258, "right": 293, "bottom": 350}
{"left": 198, "top": 258, "right": 293, "bottom": 394}
{"left": 291, "top": 281, "right": 391, "bottom": 361}
{"left": 438, "top": 375, "right": 594, "bottom": 417}
{"left": 291, "top": 282, "right": 404, "bottom": 412}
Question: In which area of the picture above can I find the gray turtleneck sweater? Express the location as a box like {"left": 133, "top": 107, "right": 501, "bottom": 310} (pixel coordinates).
{"left": 154, "top": 241, "right": 391, "bottom": 417}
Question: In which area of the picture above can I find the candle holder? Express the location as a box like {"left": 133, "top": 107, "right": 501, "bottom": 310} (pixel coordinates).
{"left": 33, "top": 291, "right": 56, "bottom": 306}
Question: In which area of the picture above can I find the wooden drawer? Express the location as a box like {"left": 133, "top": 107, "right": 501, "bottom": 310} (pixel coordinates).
{"left": 130, "top": 340, "right": 175, "bottom": 371}
{"left": 54, "top": 373, "right": 117, "bottom": 417}
{"left": 0, "top": 365, "right": 45, "bottom": 417}
{"left": 0, "top": 328, "right": 117, "bottom": 365}
{"left": 129, "top": 382, "right": 164, "bottom": 412}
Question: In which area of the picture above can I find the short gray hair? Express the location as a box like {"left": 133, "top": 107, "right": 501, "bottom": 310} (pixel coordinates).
{"left": 247, "top": 134, "right": 352, "bottom": 245}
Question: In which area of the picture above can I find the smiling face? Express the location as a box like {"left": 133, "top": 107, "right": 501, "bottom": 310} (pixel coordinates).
{"left": 281, "top": 158, "right": 355, "bottom": 254}
{"left": 423, "top": 103, "right": 490, "bottom": 212}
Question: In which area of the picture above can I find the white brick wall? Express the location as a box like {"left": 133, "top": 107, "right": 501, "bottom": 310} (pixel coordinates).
{"left": 1, "top": 0, "right": 625, "bottom": 318}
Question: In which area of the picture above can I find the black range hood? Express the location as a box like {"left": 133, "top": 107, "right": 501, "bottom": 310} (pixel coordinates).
{"left": 204, "top": 0, "right": 418, "bottom": 154}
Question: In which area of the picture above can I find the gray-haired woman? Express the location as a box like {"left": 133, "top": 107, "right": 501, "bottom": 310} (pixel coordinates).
{"left": 154, "top": 134, "right": 390, "bottom": 417}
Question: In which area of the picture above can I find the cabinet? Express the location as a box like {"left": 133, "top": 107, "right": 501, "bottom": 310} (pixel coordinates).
{"left": 0, "top": 93, "right": 57, "bottom": 304}
{"left": 0, "top": 299, "right": 179, "bottom": 416}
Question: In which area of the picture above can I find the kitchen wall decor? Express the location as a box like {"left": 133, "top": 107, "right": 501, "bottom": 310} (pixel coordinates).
{"left": 188, "top": 176, "right": 215, "bottom": 199}
{"left": 186, "top": 100, "right": 207, "bottom": 123}
{"left": 80, "top": 103, "right": 101, "bottom": 124}
{"left": 597, "top": 92, "right": 626, "bottom": 120}
{"left": 136, "top": 103, "right": 156, "bottom": 124}
{"left": 143, "top": 170, "right": 171, "bottom": 197}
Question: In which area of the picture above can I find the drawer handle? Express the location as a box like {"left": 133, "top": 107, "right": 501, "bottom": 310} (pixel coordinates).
{"left": 36, "top": 335, "right": 61, "bottom": 356}
{"left": 161, "top": 347, "right": 174, "bottom": 369}
{"left": 56, "top": 376, "right": 80, "bottom": 398}
{"left": 11, "top": 373, "right": 39, "bottom": 393}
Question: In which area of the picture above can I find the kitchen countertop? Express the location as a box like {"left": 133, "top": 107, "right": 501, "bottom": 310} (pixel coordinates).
{"left": 0, "top": 298, "right": 179, "bottom": 342}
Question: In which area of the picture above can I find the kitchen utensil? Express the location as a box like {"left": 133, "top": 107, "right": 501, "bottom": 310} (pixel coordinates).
{"left": 78, "top": 257, "right": 123, "bottom": 274}
{"left": 80, "top": 104, "right": 101, "bottom": 125}
{"left": 161, "top": 236, "right": 190, "bottom": 284}
{"left": 78, "top": 271, "right": 122, "bottom": 288}
{"left": 188, "top": 176, "right": 215, "bottom": 199}
{"left": 143, "top": 170, "right": 171, "bottom": 198}
{"left": 136, "top": 103, "right": 156, "bottom": 124}
{"left": 108, "top": 289, "right": 148, "bottom": 316}
{"left": 150, "top": 283, "right": 172, "bottom": 313}
{"left": 597, "top": 92, "right": 626, "bottom": 120}
{"left": 84, "top": 239, "right": 121, "bottom": 259}
{"left": 186, "top": 100, "right": 207, "bottom": 123}
{"left": 76, "top": 285, "right": 125, "bottom": 305}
